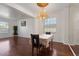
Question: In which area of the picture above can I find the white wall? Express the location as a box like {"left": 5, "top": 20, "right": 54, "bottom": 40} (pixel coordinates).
{"left": 34, "top": 19, "right": 44, "bottom": 34}
{"left": 69, "top": 4, "right": 79, "bottom": 45}
{"left": 0, "top": 17, "right": 17, "bottom": 38}
{"left": 0, "top": 4, "right": 18, "bottom": 38}
{"left": 0, "top": 4, "right": 32, "bottom": 39}
{"left": 18, "top": 17, "right": 35, "bottom": 38}
{"left": 54, "top": 4, "right": 79, "bottom": 45}
{"left": 51, "top": 6, "right": 69, "bottom": 44}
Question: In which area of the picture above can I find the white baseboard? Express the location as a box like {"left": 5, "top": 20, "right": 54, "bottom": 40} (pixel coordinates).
{"left": 0, "top": 36, "right": 12, "bottom": 39}
{"left": 68, "top": 44, "right": 76, "bottom": 56}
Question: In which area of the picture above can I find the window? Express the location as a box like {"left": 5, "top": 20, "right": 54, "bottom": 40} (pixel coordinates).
{"left": 0, "top": 22, "right": 9, "bottom": 33}
{"left": 43, "top": 18, "right": 56, "bottom": 33}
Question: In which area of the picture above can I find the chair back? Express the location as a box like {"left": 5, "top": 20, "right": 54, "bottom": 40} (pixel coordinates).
{"left": 46, "top": 32, "right": 51, "bottom": 34}
{"left": 31, "top": 34, "right": 39, "bottom": 47}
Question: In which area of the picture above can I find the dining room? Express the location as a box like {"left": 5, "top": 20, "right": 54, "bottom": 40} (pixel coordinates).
{"left": 0, "top": 3, "right": 79, "bottom": 56}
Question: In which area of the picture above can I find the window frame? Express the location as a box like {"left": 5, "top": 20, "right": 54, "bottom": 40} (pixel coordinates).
{"left": 0, "top": 21, "right": 9, "bottom": 33}
{"left": 43, "top": 18, "right": 56, "bottom": 33}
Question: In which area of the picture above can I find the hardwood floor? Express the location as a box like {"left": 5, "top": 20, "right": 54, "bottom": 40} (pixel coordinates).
{"left": 0, "top": 36, "right": 73, "bottom": 56}
{"left": 71, "top": 45, "right": 79, "bottom": 56}
{"left": 53, "top": 42, "right": 73, "bottom": 56}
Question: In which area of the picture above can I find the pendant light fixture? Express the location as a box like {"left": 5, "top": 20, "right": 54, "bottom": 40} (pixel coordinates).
{"left": 36, "top": 3, "right": 48, "bottom": 20}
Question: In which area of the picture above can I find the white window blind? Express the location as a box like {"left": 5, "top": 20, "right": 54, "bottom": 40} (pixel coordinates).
{"left": 0, "top": 22, "right": 9, "bottom": 33}
{"left": 43, "top": 18, "right": 56, "bottom": 33}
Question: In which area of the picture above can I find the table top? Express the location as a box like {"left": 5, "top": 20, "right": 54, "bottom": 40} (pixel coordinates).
{"left": 39, "top": 34, "right": 54, "bottom": 40}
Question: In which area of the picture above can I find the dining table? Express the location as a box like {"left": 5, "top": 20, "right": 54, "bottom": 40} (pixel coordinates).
{"left": 29, "top": 34, "right": 54, "bottom": 48}
{"left": 39, "top": 34, "right": 54, "bottom": 48}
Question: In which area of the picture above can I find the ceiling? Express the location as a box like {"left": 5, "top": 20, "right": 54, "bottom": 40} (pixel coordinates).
{"left": 17, "top": 3, "right": 69, "bottom": 17}
{"left": 0, "top": 3, "right": 70, "bottom": 19}
{"left": 0, "top": 4, "right": 32, "bottom": 20}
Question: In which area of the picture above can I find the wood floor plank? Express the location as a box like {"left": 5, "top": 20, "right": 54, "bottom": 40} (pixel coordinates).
{"left": 0, "top": 37, "right": 73, "bottom": 56}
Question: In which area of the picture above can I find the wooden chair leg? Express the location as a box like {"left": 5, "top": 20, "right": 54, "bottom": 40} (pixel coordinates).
{"left": 37, "top": 48, "right": 39, "bottom": 56}
{"left": 49, "top": 42, "right": 51, "bottom": 50}
{"left": 36, "top": 48, "right": 37, "bottom": 55}
{"left": 38, "top": 48, "right": 40, "bottom": 56}
{"left": 32, "top": 47, "right": 34, "bottom": 56}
